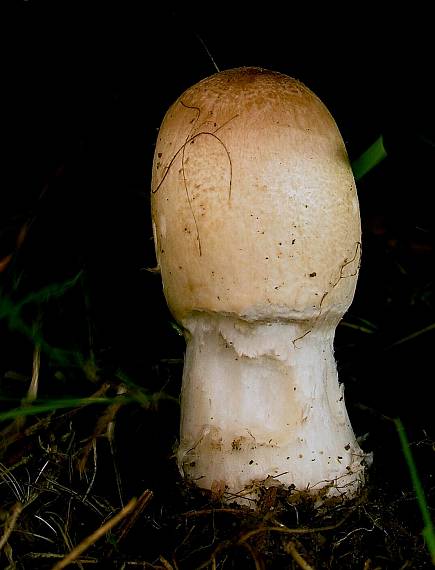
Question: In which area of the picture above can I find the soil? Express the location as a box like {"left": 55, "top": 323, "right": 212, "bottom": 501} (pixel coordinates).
{"left": 1, "top": 5, "right": 434, "bottom": 569}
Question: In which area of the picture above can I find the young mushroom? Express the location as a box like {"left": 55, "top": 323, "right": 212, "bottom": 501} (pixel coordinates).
{"left": 151, "top": 67, "right": 367, "bottom": 505}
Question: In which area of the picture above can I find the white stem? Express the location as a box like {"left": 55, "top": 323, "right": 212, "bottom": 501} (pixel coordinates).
{"left": 177, "top": 314, "right": 366, "bottom": 503}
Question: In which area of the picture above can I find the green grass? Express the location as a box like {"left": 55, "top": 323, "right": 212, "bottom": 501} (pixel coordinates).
{"left": 352, "top": 135, "right": 387, "bottom": 180}
{"left": 395, "top": 418, "right": 435, "bottom": 565}
{"left": 0, "top": 272, "right": 84, "bottom": 367}
{"left": 0, "top": 396, "right": 132, "bottom": 423}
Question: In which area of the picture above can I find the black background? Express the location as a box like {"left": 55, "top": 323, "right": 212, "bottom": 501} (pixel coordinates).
{"left": 3, "top": 2, "right": 435, "bottom": 425}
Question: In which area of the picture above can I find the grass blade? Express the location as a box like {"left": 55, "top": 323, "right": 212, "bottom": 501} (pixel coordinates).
{"left": 352, "top": 135, "right": 387, "bottom": 180}
{"left": 395, "top": 418, "right": 435, "bottom": 565}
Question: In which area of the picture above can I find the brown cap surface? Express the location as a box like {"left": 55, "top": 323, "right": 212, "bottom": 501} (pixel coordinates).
{"left": 152, "top": 67, "right": 360, "bottom": 323}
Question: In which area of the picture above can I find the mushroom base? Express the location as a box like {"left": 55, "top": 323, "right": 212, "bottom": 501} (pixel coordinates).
{"left": 177, "top": 314, "right": 367, "bottom": 506}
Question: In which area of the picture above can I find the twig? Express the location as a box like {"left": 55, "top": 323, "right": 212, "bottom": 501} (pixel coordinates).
{"left": 0, "top": 502, "right": 22, "bottom": 551}
{"left": 25, "top": 552, "right": 97, "bottom": 563}
{"left": 82, "top": 439, "right": 98, "bottom": 504}
{"left": 285, "top": 541, "right": 314, "bottom": 570}
{"left": 238, "top": 515, "right": 350, "bottom": 543}
{"left": 240, "top": 541, "right": 264, "bottom": 570}
{"left": 159, "top": 556, "right": 174, "bottom": 569}
{"left": 181, "top": 507, "right": 246, "bottom": 518}
{"left": 116, "top": 489, "right": 153, "bottom": 544}
{"left": 51, "top": 497, "right": 137, "bottom": 569}
{"left": 28, "top": 343, "right": 41, "bottom": 401}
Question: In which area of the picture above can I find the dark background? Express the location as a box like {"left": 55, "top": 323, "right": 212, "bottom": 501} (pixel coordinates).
{"left": 3, "top": 3, "right": 434, "bottom": 428}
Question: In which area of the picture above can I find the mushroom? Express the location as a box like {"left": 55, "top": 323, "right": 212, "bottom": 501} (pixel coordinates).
{"left": 151, "top": 67, "right": 367, "bottom": 504}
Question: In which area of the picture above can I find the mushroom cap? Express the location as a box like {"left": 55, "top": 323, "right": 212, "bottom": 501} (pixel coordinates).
{"left": 152, "top": 67, "right": 360, "bottom": 324}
